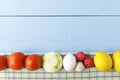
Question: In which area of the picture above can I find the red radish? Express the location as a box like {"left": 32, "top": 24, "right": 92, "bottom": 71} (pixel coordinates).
{"left": 76, "top": 52, "right": 86, "bottom": 61}
{"left": 84, "top": 57, "right": 94, "bottom": 68}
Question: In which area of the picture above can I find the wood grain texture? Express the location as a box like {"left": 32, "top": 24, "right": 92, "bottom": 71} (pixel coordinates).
{"left": 0, "top": 17, "right": 120, "bottom": 52}
{"left": 0, "top": 0, "right": 120, "bottom": 15}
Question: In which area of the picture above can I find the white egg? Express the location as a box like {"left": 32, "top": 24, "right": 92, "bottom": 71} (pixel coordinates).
{"left": 63, "top": 54, "right": 76, "bottom": 71}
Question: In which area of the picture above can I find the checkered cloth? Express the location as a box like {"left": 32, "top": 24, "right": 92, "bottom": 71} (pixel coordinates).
{"left": 0, "top": 52, "right": 120, "bottom": 80}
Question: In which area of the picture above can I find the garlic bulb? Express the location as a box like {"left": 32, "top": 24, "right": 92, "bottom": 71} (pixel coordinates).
{"left": 75, "top": 62, "right": 85, "bottom": 71}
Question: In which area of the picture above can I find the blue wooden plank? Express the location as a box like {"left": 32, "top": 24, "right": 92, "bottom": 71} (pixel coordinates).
{"left": 0, "top": 0, "right": 120, "bottom": 15}
{"left": 0, "top": 17, "right": 120, "bottom": 52}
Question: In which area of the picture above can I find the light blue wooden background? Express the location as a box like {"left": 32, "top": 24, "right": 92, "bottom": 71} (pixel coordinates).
{"left": 0, "top": 0, "right": 120, "bottom": 52}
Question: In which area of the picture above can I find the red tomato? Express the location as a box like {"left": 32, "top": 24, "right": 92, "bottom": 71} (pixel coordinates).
{"left": 25, "top": 54, "right": 43, "bottom": 71}
{"left": 0, "top": 55, "right": 7, "bottom": 71}
{"left": 7, "top": 52, "right": 25, "bottom": 70}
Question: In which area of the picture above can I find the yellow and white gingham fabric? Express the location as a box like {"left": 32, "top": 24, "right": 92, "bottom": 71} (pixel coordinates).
{"left": 0, "top": 52, "right": 119, "bottom": 80}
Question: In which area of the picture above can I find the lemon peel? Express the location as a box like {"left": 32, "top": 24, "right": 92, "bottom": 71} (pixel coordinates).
{"left": 113, "top": 50, "right": 120, "bottom": 73}
{"left": 94, "top": 52, "right": 113, "bottom": 72}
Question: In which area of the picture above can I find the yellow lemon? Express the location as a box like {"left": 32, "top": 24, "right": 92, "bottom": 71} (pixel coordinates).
{"left": 113, "top": 50, "right": 120, "bottom": 73}
{"left": 94, "top": 52, "right": 113, "bottom": 72}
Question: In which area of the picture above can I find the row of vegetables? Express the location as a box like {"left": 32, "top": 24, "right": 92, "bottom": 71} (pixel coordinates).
{"left": 0, "top": 51, "right": 120, "bottom": 73}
